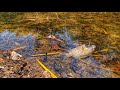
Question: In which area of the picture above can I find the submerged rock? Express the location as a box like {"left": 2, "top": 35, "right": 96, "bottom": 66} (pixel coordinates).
{"left": 42, "top": 71, "right": 51, "bottom": 78}
{"left": 10, "top": 51, "right": 22, "bottom": 60}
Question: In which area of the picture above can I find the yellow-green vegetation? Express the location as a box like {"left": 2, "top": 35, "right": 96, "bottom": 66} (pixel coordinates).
{"left": 0, "top": 12, "right": 120, "bottom": 55}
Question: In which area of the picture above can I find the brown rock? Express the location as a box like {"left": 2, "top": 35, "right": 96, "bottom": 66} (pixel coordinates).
{"left": 0, "top": 58, "right": 4, "bottom": 63}
{"left": 42, "top": 71, "right": 51, "bottom": 78}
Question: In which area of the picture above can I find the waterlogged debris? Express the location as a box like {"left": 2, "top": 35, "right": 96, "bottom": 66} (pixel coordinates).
{"left": 47, "top": 35, "right": 65, "bottom": 50}
{"left": 65, "top": 44, "right": 96, "bottom": 59}
{"left": 10, "top": 51, "right": 22, "bottom": 60}
{"left": 47, "top": 35, "right": 64, "bottom": 43}
{"left": 51, "top": 40, "right": 65, "bottom": 50}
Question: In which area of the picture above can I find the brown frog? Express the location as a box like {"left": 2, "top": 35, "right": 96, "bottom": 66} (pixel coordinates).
{"left": 65, "top": 44, "right": 96, "bottom": 59}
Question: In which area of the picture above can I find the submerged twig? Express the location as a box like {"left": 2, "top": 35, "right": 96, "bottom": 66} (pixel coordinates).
{"left": 12, "top": 46, "right": 27, "bottom": 51}
{"left": 31, "top": 52, "right": 63, "bottom": 57}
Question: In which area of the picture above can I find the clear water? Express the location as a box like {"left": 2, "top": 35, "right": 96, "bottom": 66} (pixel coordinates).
{"left": 0, "top": 30, "right": 35, "bottom": 57}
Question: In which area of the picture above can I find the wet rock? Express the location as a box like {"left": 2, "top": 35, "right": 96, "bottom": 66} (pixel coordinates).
{"left": 22, "top": 74, "right": 30, "bottom": 78}
{"left": 10, "top": 51, "right": 22, "bottom": 60}
{"left": 0, "top": 66, "right": 5, "bottom": 69}
{"left": 42, "top": 71, "right": 51, "bottom": 78}
{"left": 67, "top": 73, "right": 74, "bottom": 78}
{"left": 0, "top": 58, "right": 4, "bottom": 63}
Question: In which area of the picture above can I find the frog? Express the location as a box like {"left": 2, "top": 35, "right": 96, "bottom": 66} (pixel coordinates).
{"left": 65, "top": 44, "right": 96, "bottom": 59}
